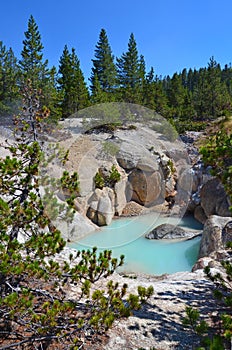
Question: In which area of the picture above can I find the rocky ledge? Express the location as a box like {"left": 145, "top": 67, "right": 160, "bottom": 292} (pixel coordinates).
{"left": 145, "top": 223, "right": 200, "bottom": 240}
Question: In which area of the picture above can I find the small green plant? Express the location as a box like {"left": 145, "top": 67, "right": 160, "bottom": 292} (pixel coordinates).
{"left": 182, "top": 307, "right": 208, "bottom": 336}
{"left": 94, "top": 171, "right": 105, "bottom": 189}
{"left": 200, "top": 129, "right": 232, "bottom": 207}
{"left": 94, "top": 164, "right": 121, "bottom": 189}
{"left": 108, "top": 164, "right": 121, "bottom": 186}
{"left": 167, "top": 159, "right": 176, "bottom": 175}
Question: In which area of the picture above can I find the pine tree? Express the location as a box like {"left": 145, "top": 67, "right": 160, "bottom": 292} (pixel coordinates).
{"left": 0, "top": 42, "right": 19, "bottom": 118}
{"left": 19, "top": 15, "right": 49, "bottom": 89}
{"left": 0, "top": 81, "right": 153, "bottom": 348}
{"left": 58, "top": 45, "right": 89, "bottom": 118}
{"left": 192, "top": 58, "right": 231, "bottom": 119}
{"left": 143, "top": 67, "right": 156, "bottom": 109}
{"left": 18, "top": 15, "right": 61, "bottom": 120}
{"left": 138, "top": 54, "right": 146, "bottom": 103}
{"left": 90, "top": 28, "right": 116, "bottom": 100}
{"left": 205, "top": 57, "right": 231, "bottom": 117}
{"left": 116, "top": 33, "right": 141, "bottom": 103}
{"left": 90, "top": 72, "right": 108, "bottom": 103}
{"left": 166, "top": 72, "right": 187, "bottom": 118}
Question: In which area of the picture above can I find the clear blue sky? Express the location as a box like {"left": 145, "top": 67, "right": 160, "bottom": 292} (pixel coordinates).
{"left": 1, "top": 0, "right": 232, "bottom": 80}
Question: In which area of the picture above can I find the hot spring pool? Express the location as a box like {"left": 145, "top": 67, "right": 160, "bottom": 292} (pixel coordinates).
{"left": 69, "top": 213, "right": 202, "bottom": 275}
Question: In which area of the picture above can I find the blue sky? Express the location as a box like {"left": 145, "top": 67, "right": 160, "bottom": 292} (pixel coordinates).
{"left": 1, "top": 0, "right": 232, "bottom": 80}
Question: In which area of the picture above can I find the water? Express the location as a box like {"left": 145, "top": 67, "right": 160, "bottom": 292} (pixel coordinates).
{"left": 70, "top": 213, "right": 202, "bottom": 275}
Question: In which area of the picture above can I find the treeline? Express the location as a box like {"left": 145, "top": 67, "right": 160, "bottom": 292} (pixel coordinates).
{"left": 1, "top": 15, "right": 232, "bottom": 127}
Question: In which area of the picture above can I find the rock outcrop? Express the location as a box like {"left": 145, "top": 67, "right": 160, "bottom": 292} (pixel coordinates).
{"left": 180, "top": 132, "right": 231, "bottom": 224}
{"left": 198, "top": 215, "right": 232, "bottom": 258}
{"left": 52, "top": 120, "right": 201, "bottom": 229}
{"left": 145, "top": 223, "right": 198, "bottom": 240}
{"left": 200, "top": 178, "right": 231, "bottom": 217}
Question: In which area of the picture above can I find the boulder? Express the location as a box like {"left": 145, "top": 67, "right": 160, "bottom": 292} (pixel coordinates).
{"left": 114, "top": 176, "right": 127, "bottom": 216}
{"left": 116, "top": 141, "right": 159, "bottom": 171}
{"left": 86, "top": 188, "right": 115, "bottom": 226}
{"left": 56, "top": 212, "right": 97, "bottom": 241}
{"left": 200, "top": 178, "right": 231, "bottom": 217}
{"left": 128, "top": 169, "right": 162, "bottom": 206}
{"left": 177, "top": 168, "right": 193, "bottom": 193}
{"left": 198, "top": 215, "right": 232, "bottom": 258}
{"left": 145, "top": 223, "right": 196, "bottom": 240}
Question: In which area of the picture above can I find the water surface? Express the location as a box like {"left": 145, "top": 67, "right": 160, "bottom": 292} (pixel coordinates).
{"left": 70, "top": 213, "right": 202, "bottom": 275}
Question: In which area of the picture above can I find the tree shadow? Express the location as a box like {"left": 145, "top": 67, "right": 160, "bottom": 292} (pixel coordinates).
{"left": 127, "top": 279, "right": 226, "bottom": 349}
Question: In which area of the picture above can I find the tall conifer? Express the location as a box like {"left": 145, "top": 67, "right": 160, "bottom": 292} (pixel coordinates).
{"left": 0, "top": 42, "right": 19, "bottom": 117}
{"left": 116, "top": 33, "right": 141, "bottom": 103}
{"left": 90, "top": 29, "right": 116, "bottom": 100}
{"left": 19, "top": 15, "right": 49, "bottom": 89}
{"left": 58, "top": 46, "right": 89, "bottom": 118}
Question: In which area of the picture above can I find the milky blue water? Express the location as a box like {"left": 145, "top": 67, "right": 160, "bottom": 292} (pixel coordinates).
{"left": 70, "top": 213, "right": 202, "bottom": 275}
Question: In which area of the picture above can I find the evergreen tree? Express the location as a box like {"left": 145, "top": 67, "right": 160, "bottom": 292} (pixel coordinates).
{"left": 143, "top": 67, "right": 156, "bottom": 109}
{"left": 90, "top": 28, "right": 116, "bottom": 100}
{"left": 153, "top": 75, "right": 169, "bottom": 116}
{"left": 143, "top": 68, "right": 168, "bottom": 114}
{"left": 138, "top": 54, "right": 146, "bottom": 103}
{"left": 0, "top": 81, "right": 153, "bottom": 349}
{"left": 192, "top": 58, "right": 231, "bottom": 118}
{"left": 19, "top": 15, "right": 50, "bottom": 89}
{"left": 205, "top": 57, "right": 231, "bottom": 117}
{"left": 166, "top": 72, "right": 187, "bottom": 118}
{"left": 192, "top": 67, "right": 208, "bottom": 118}
{"left": 18, "top": 15, "right": 61, "bottom": 120}
{"left": 58, "top": 45, "right": 89, "bottom": 118}
{"left": 116, "top": 33, "right": 141, "bottom": 103}
{"left": 90, "top": 72, "right": 108, "bottom": 103}
{"left": 0, "top": 42, "right": 19, "bottom": 118}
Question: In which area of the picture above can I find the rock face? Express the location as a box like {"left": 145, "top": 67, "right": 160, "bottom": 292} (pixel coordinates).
{"left": 198, "top": 215, "right": 232, "bottom": 258}
{"left": 200, "top": 178, "right": 231, "bottom": 217}
{"left": 145, "top": 223, "right": 197, "bottom": 240}
{"left": 57, "top": 120, "right": 197, "bottom": 228}
{"left": 194, "top": 205, "right": 207, "bottom": 224}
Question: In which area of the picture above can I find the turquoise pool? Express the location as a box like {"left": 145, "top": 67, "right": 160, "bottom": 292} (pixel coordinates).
{"left": 70, "top": 213, "right": 202, "bottom": 275}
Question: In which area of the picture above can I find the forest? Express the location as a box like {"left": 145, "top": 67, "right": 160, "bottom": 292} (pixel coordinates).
{"left": 1, "top": 15, "right": 232, "bottom": 131}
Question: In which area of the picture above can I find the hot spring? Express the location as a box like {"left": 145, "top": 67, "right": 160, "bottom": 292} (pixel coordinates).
{"left": 70, "top": 213, "right": 202, "bottom": 275}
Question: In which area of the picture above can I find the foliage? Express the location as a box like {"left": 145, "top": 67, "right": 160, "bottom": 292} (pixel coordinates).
{"left": 182, "top": 306, "right": 208, "bottom": 337}
{"left": 200, "top": 128, "right": 232, "bottom": 206}
{"left": 173, "top": 119, "right": 208, "bottom": 134}
{"left": 94, "top": 164, "right": 121, "bottom": 189}
{"left": 58, "top": 45, "right": 90, "bottom": 118}
{"left": 116, "top": 33, "right": 142, "bottom": 103}
{"left": 90, "top": 28, "right": 117, "bottom": 100}
{"left": 108, "top": 164, "right": 121, "bottom": 185}
{"left": 0, "top": 82, "right": 153, "bottom": 349}
{"left": 182, "top": 306, "right": 226, "bottom": 349}
{"left": 18, "top": 15, "right": 61, "bottom": 122}
{"left": 0, "top": 41, "right": 20, "bottom": 117}
{"left": 19, "top": 15, "right": 50, "bottom": 91}
{"left": 94, "top": 171, "right": 105, "bottom": 189}
{"left": 3, "top": 20, "right": 232, "bottom": 124}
